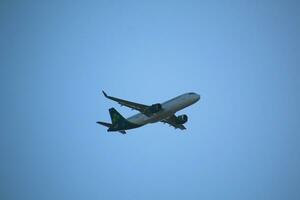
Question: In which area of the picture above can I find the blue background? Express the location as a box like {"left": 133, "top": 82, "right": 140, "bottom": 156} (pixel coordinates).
{"left": 1, "top": 1, "right": 299, "bottom": 200}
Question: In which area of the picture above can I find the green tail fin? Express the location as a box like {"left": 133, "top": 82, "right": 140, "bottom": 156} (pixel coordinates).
{"left": 109, "top": 108, "right": 127, "bottom": 125}
{"left": 108, "top": 108, "right": 140, "bottom": 131}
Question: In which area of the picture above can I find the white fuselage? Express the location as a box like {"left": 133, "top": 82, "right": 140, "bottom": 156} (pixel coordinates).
{"left": 127, "top": 93, "right": 200, "bottom": 125}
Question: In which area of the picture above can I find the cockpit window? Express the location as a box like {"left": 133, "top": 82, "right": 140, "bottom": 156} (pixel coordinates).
{"left": 188, "top": 92, "right": 195, "bottom": 95}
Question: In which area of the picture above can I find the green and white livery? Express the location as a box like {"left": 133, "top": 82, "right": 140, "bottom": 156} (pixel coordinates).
{"left": 97, "top": 91, "right": 200, "bottom": 134}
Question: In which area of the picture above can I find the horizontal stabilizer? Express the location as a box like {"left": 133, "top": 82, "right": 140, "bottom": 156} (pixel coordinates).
{"left": 97, "top": 121, "right": 111, "bottom": 128}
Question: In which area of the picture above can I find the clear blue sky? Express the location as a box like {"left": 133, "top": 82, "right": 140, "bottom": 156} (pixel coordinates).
{"left": 1, "top": 1, "right": 299, "bottom": 200}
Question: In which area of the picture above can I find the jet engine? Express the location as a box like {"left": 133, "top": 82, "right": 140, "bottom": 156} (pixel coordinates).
{"left": 176, "top": 114, "right": 188, "bottom": 124}
{"left": 148, "top": 103, "right": 162, "bottom": 113}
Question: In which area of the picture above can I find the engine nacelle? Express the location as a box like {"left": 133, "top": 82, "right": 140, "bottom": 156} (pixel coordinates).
{"left": 149, "top": 103, "right": 162, "bottom": 113}
{"left": 176, "top": 114, "right": 188, "bottom": 124}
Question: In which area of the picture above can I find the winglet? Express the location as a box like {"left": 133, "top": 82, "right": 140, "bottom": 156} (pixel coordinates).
{"left": 102, "top": 90, "right": 108, "bottom": 97}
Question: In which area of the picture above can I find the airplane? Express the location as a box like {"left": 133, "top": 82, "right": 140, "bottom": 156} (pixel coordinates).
{"left": 97, "top": 91, "right": 200, "bottom": 134}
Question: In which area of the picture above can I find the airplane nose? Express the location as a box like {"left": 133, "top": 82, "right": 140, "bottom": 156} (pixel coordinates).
{"left": 195, "top": 94, "right": 200, "bottom": 101}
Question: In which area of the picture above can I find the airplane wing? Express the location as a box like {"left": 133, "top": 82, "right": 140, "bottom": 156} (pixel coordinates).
{"left": 102, "top": 91, "right": 150, "bottom": 114}
{"left": 161, "top": 115, "right": 186, "bottom": 130}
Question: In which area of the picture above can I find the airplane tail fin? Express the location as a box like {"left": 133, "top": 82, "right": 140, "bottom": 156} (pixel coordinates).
{"left": 108, "top": 107, "right": 127, "bottom": 125}
{"left": 97, "top": 108, "right": 139, "bottom": 134}
{"left": 108, "top": 107, "right": 139, "bottom": 133}
{"left": 96, "top": 108, "right": 128, "bottom": 134}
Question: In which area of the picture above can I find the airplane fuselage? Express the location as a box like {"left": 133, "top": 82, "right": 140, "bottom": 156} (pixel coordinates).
{"left": 126, "top": 93, "right": 200, "bottom": 126}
